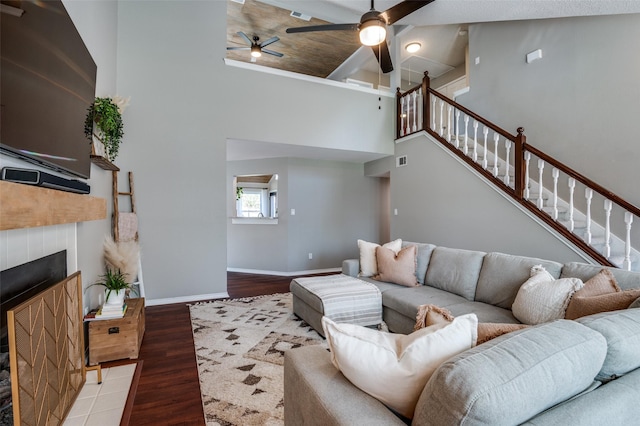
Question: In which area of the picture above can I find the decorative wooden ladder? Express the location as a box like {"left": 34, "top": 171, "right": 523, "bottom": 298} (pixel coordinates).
{"left": 113, "top": 171, "right": 146, "bottom": 297}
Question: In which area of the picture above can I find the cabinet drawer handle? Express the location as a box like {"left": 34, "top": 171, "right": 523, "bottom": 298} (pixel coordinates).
{"left": 108, "top": 327, "right": 120, "bottom": 334}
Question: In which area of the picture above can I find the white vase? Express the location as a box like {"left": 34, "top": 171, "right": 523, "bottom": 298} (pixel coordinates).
{"left": 105, "top": 289, "right": 126, "bottom": 305}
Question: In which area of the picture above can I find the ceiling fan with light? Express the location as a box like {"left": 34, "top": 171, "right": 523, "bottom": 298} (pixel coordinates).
{"left": 227, "top": 32, "right": 284, "bottom": 59}
{"left": 286, "top": 0, "right": 433, "bottom": 73}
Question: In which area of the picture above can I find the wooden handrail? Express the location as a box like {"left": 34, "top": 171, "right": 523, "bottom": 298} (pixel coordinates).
{"left": 525, "top": 144, "right": 640, "bottom": 218}
{"left": 397, "top": 72, "right": 639, "bottom": 269}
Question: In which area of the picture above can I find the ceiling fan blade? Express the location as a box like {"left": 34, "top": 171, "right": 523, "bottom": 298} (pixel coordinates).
{"left": 260, "top": 36, "right": 279, "bottom": 48}
{"left": 286, "top": 23, "right": 359, "bottom": 34}
{"left": 262, "top": 49, "right": 284, "bottom": 58}
{"left": 237, "top": 31, "right": 253, "bottom": 46}
{"left": 226, "top": 46, "right": 251, "bottom": 51}
{"left": 371, "top": 40, "right": 393, "bottom": 73}
{"left": 380, "top": 0, "right": 434, "bottom": 25}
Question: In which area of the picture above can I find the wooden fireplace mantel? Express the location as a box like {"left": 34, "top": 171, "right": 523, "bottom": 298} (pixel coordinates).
{"left": 0, "top": 180, "right": 107, "bottom": 230}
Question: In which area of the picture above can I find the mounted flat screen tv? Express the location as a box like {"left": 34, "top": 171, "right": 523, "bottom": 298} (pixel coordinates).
{"left": 1, "top": 0, "right": 97, "bottom": 179}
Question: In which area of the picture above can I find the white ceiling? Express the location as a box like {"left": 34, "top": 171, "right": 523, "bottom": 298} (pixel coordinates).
{"left": 230, "top": 1, "right": 640, "bottom": 164}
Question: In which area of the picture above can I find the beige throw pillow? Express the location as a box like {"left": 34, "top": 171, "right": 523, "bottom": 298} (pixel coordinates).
{"left": 565, "top": 269, "right": 621, "bottom": 319}
{"left": 512, "top": 265, "right": 584, "bottom": 325}
{"left": 415, "top": 304, "right": 529, "bottom": 345}
{"left": 322, "top": 314, "right": 477, "bottom": 419}
{"left": 357, "top": 239, "right": 402, "bottom": 277}
{"left": 375, "top": 245, "right": 418, "bottom": 287}
{"left": 565, "top": 289, "right": 640, "bottom": 319}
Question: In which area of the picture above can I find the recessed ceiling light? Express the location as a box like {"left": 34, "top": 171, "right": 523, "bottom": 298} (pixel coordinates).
{"left": 405, "top": 42, "right": 421, "bottom": 53}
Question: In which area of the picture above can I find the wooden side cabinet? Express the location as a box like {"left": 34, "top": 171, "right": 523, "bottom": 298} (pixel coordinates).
{"left": 88, "top": 298, "right": 145, "bottom": 365}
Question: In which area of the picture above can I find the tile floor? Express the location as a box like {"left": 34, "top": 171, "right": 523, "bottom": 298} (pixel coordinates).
{"left": 64, "top": 363, "right": 136, "bottom": 426}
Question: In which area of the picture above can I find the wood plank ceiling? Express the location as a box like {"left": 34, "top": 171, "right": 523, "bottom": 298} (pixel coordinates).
{"left": 226, "top": 0, "right": 362, "bottom": 78}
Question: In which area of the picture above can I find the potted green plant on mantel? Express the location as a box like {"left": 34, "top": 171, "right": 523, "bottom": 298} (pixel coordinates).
{"left": 89, "top": 269, "right": 138, "bottom": 306}
{"left": 84, "top": 96, "right": 128, "bottom": 162}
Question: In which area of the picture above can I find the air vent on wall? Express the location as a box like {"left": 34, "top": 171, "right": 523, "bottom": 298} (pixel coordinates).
{"left": 290, "top": 11, "right": 311, "bottom": 21}
{"left": 396, "top": 155, "right": 407, "bottom": 167}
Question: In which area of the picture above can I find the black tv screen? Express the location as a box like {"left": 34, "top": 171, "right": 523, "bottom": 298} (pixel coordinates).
{"left": 1, "top": 0, "right": 97, "bottom": 179}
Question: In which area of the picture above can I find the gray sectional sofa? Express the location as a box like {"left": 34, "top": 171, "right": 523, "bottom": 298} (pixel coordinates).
{"left": 285, "top": 242, "right": 640, "bottom": 425}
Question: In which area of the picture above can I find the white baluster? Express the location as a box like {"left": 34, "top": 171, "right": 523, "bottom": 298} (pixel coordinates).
{"left": 551, "top": 168, "right": 559, "bottom": 220}
{"left": 482, "top": 127, "right": 489, "bottom": 169}
{"left": 400, "top": 96, "right": 405, "bottom": 136}
{"left": 624, "top": 212, "right": 634, "bottom": 270}
{"left": 472, "top": 121, "right": 479, "bottom": 162}
{"left": 431, "top": 96, "right": 437, "bottom": 131}
{"left": 464, "top": 116, "right": 470, "bottom": 155}
{"left": 492, "top": 134, "right": 500, "bottom": 177}
{"left": 537, "top": 159, "right": 545, "bottom": 209}
{"left": 504, "top": 140, "right": 511, "bottom": 186}
{"left": 417, "top": 88, "right": 423, "bottom": 131}
{"left": 439, "top": 100, "right": 445, "bottom": 137}
{"left": 454, "top": 110, "right": 460, "bottom": 148}
{"left": 412, "top": 91, "right": 417, "bottom": 133}
{"left": 568, "top": 178, "right": 576, "bottom": 231}
{"left": 585, "top": 188, "right": 593, "bottom": 244}
{"left": 604, "top": 200, "right": 612, "bottom": 258}
{"left": 524, "top": 152, "right": 531, "bottom": 200}
{"left": 447, "top": 105, "right": 453, "bottom": 142}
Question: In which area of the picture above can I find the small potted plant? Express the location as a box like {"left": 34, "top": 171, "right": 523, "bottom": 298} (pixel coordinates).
{"left": 89, "top": 269, "right": 137, "bottom": 305}
{"left": 84, "top": 97, "right": 126, "bottom": 162}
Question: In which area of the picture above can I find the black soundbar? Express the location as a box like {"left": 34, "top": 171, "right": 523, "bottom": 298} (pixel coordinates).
{"left": 1, "top": 167, "right": 90, "bottom": 194}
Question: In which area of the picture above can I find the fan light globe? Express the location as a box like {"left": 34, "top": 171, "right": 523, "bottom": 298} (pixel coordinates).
{"left": 251, "top": 45, "right": 262, "bottom": 57}
{"left": 359, "top": 21, "right": 386, "bottom": 46}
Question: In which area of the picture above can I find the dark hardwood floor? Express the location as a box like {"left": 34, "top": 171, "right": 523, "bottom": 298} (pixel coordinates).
{"left": 115, "top": 271, "right": 330, "bottom": 425}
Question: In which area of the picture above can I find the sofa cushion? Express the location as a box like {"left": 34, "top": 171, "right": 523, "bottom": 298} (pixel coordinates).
{"left": 576, "top": 308, "right": 640, "bottom": 382}
{"left": 512, "top": 265, "right": 583, "bottom": 325}
{"left": 322, "top": 314, "right": 477, "bottom": 420}
{"left": 475, "top": 252, "right": 563, "bottom": 309}
{"left": 424, "top": 247, "right": 485, "bottom": 300}
{"left": 413, "top": 320, "right": 607, "bottom": 425}
{"left": 375, "top": 245, "right": 418, "bottom": 287}
{"left": 401, "top": 241, "right": 436, "bottom": 285}
{"left": 357, "top": 239, "right": 401, "bottom": 277}
{"left": 561, "top": 262, "right": 640, "bottom": 291}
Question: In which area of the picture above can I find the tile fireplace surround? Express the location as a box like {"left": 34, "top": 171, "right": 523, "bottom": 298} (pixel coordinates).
{"left": 0, "top": 181, "right": 107, "bottom": 425}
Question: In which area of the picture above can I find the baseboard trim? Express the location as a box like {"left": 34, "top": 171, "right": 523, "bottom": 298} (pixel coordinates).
{"left": 226, "top": 267, "right": 342, "bottom": 276}
{"left": 146, "top": 291, "right": 230, "bottom": 306}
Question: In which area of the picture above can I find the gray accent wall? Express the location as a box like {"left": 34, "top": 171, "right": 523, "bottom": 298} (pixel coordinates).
{"left": 390, "top": 134, "right": 587, "bottom": 264}
{"left": 228, "top": 158, "right": 384, "bottom": 273}
{"left": 114, "top": 1, "right": 394, "bottom": 300}
{"left": 458, "top": 14, "right": 640, "bottom": 206}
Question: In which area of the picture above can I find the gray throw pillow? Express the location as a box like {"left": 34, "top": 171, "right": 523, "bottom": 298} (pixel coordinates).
{"left": 629, "top": 297, "right": 640, "bottom": 309}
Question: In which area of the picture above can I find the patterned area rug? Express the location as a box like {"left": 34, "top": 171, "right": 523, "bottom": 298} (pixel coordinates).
{"left": 189, "top": 293, "right": 325, "bottom": 426}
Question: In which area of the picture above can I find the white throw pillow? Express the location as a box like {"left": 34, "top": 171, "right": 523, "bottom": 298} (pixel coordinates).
{"left": 357, "top": 239, "right": 402, "bottom": 277}
{"left": 512, "top": 265, "right": 584, "bottom": 325}
{"left": 321, "top": 314, "right": 478, "bottom": 419}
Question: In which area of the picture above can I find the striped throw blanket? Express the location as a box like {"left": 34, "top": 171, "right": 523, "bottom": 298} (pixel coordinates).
{"left": 293, "top": 274, "right": 382, "bottom": 326}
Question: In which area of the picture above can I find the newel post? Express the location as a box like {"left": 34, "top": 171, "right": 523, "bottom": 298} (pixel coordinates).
{"left": 422, "top": 71, "right": 430, "bottom": 133}
{"left": 514, "top": 127, "right": 526, "bottom": 199}
{"left": 396, "top": 87, "right": 402, "bottom": 139}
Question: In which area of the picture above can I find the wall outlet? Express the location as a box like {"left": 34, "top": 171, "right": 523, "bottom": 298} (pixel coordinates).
{"left": 291, "top": 208, "right": 296, "bottom": 216}
{"left": 394, "top": 208, "right": 398, "bottom": 216}
{"left": 308, "top": 253, "right": 313, "bottom": 260}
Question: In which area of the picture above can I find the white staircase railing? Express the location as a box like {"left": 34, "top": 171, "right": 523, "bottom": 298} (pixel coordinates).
{"left": 397, "top": 72, "right": 640, "bottom": 271}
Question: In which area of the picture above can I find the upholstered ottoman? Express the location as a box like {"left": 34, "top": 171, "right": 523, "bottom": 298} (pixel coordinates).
{"left": 290, "top": 274, "right": 382, "bottom": 337}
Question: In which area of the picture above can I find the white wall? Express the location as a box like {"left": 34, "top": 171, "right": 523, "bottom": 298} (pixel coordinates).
{"left": 115, "top": 1, "right": 393, "bottom": 301}
{"left": 0, "top": 0, "right": 118, "bottom": 309}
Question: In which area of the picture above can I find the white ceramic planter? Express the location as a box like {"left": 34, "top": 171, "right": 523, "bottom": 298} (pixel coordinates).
{"left": 105, "top": 288, "right": 126, "bottom": 305}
